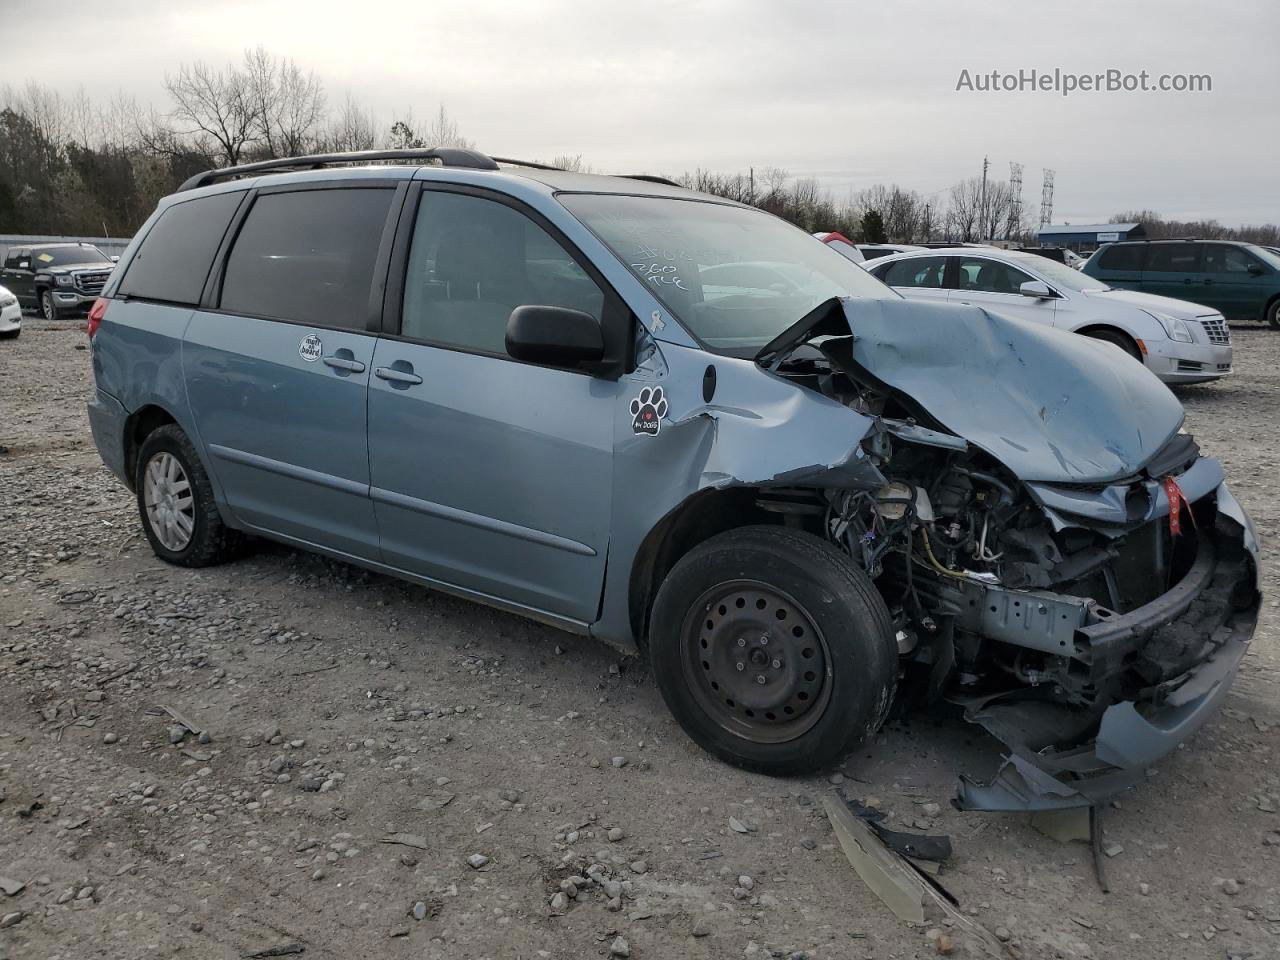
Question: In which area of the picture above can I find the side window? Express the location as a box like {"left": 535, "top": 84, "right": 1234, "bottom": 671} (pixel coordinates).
{"left": 5, "top": 249, "right": 28, "bottom": 269}
{"left": 956, "top": 257, "right": 1034, "bottom": 294}
{"left": 1144, "top": 244, "right": 1203, "bottom": 273}
{"left": 1203, "top": 244, "right": 1259, "bottom": 275}
{"left": 118, "top": 192, "right": 242, "bottom": 304}
{"left": 1096, "top": 244, "right": 1144, "bottom": 271}
{"left": 400, "top": 191, "right": 604, "bottom": 356}
{"left": 881, "top": 256, "right": 947, "bottom": 288}
{"left": 220, "top": 187, "right": 393, "bottom": 328}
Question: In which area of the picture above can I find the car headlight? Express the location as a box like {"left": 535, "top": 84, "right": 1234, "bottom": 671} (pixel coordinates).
{"left": 0, "top": 294, "right": 16, "bottom": 308}
{"left": 56, "top": 275, "right": 73, "bottom": 287}
{"left": 1144, "top": 310, "right": 1194, "bottom": 343}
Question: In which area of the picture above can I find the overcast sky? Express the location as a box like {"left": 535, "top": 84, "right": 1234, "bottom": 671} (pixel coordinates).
{"left": 2, "top": 0, "right": 1275, "bottom": 225}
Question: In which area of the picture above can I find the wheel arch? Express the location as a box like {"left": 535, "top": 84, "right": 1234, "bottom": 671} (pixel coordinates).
{"left": 122, "top": 404, "right": 182, "bottom": 491}
{"left": 626, "top": 486, "right": 801, "bottom": 650}
{"left": 1073, "top": 323, "right": 1143, "bottom": 359}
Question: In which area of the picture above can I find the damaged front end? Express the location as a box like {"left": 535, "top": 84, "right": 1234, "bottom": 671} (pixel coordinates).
{"left": 760, "top": 297, "right": 1261, "bottom": 810}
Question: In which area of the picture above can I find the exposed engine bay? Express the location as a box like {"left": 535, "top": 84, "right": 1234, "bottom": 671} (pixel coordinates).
{"left": 751, "top": 299, "right": 1260, "bottom": 810}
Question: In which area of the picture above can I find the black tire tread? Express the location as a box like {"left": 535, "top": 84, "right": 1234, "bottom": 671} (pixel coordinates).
{"left": 650, "top": 524, "right": 897, "bottom": 776}
{"left": 135, "top": 424, "right": 244, "bottom": 567}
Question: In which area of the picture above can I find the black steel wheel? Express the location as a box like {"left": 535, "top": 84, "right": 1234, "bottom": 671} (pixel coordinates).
{"left": 649, "top": 526, "right": 897, "bottom": 776}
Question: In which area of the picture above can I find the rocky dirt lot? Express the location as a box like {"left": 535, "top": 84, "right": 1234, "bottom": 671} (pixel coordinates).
{"left": 1, "top": 316, "right": 1278, "bottom": 960}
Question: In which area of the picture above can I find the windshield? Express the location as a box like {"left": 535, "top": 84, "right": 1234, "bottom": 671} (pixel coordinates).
{"left": 560, "top": 194, "right": 896, "bottom": 350}
{"left": 1013, "top": 253, "right": 1109, "bottom": 292}
{"left": 1253, "top": 246, "right": 1280, "bottom": 269}
{"left": 33, "top": 246, "right": 111, "bottom": 267}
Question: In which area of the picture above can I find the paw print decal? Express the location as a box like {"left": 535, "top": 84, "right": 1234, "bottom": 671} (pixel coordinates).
{"left": 630, "top": 386, "right": 668, "bottom": 437}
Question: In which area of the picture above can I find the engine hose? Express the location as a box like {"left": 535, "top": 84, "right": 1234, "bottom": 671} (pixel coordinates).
{"left": 919, "top": 528, "right": 969, "bottom": 580}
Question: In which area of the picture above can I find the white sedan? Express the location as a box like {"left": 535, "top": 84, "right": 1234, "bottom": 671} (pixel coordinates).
{"left": 866, "top": 247, "right": 1232, "bottom": 384}
{"left": 0, "top": 284, "right": 20, "bottom": 339}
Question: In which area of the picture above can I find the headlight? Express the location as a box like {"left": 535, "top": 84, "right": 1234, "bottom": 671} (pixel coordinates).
{"left": 0, "top": 294, "right": 16, "bottom": 308}
{"left": 1145, "top": 310, "right": 1194, "bottom": 343}
{"left": 56, "top": 275, "right": 73, "bottom": 287}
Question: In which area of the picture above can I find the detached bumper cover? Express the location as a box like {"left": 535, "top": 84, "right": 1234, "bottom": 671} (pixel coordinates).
{"left": 955, "top": 484, "right": 1259, "bottom": 811}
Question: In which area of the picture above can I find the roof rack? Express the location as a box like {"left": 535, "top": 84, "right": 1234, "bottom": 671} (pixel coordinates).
{"left": 177, "top": 148, "right": 501, "bottom": 192}
{"left": 622, "top": 174, "right": 683, "bottom": 188}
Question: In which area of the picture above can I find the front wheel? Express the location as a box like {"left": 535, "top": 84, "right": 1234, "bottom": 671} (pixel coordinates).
{"left": 1267, "top": 299, "right": 1280, "bottom": 331}
{"left": 39, "top": 289, "right": 59, "bottom": 321}
{"left": 1083, "top": 327, "right": 1142, "bottom": 362}
{"left": 648, "top": 526, "right": 897, "bottom": 776}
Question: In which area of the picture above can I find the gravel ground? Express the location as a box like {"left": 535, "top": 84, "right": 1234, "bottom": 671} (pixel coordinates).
{"left": 1, "top": 316, "right": 1278, "bottom": 960}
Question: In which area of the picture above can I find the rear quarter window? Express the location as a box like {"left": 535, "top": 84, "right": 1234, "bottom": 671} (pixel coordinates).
{"left": 117, "top": 192, "right": 243, "bottom": 304}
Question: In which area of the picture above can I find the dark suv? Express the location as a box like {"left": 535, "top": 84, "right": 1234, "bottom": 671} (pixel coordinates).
{"left": 0, "top": 242, "right": 116, "bottom": 320}
{"left": 1083, "top": 238, "right": 1280, "bottom": 328}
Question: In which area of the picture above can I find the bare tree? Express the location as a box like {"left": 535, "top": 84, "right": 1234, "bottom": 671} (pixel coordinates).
{"left": 165, "top": 61, "right": 261, "bottom": 167}
{"left": 424, "top": 105, "right": 473, "bottom": 150}
{"left": 244, "top": 47, "right": 326, "bottom": 158}
{"left": 323, "top": 94, "right": 377, "bottom": 153}
{"left": 947, "top": 177, "right": 982, "bottom": 241}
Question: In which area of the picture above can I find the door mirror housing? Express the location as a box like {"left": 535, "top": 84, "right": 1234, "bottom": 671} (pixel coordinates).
{"left": 1247, "top": 262, "right": 1265, "bottom": 276}
{"left": 1019, "top": 280, "right": 1055, "bottom": 299}
{"left": 506, "top": 305, "right": 605, "bottom": 370}
{"left": 110, "top": 255, "right": 120, "bottom": 263}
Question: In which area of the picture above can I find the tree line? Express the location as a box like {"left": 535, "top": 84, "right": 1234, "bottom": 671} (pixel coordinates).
{"left": 2, "top": 47, "right": 1277, "bottom": 250}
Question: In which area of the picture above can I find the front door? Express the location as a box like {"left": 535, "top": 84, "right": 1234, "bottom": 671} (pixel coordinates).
{"left": 1200, "top": 243, "right": 1269, "bottom": 321}
{"left": 368, "top": 187, "right": 619, "bottom": 622}
{"left": 183, "top": 183, "right": 400, "bottom": 560}
{"left": 1, "top": 249, "right": 33, "bottom": 307}
{"left": 950, "top": 255, "right": 1058, "bottom": 327}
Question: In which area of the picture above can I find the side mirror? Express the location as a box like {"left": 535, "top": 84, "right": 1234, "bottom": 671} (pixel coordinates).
{"left": 506, "top": 305, "right": 604, "bottom": 369}
{"left": 1019, "top": 280, "right": 1055, "bottom": 299}
{"left": 110, "top": 256, "right": 120, "bottom": 263}
{"left": 1247, "top": 262, "right": 1264, "bottom": 276}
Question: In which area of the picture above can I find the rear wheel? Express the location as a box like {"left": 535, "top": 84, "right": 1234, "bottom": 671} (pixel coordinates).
{"left": 649, "top": 526, "right": 897, "bottom": 775}
{"left": 135, "top": 424, "right": 244, "bottom": 567}
{"left": 1083, "top": 327, "right": 1142, "bottom": 362}
{"left": 1266, "top": 299, "right": 1280, "bottom": 330}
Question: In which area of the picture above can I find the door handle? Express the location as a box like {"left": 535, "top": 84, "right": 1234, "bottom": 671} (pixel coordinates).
{"left": 374, "top": 365, "right": 423, "bottom": 385}
{"left": 323, "top": 355, "right": 366, "bottom": 373}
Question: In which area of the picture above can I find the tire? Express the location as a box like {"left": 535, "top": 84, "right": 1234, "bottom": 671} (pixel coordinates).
{"left": 1083, "top": 327, "right": 1142, "bottom": 362}
{"left": 1267, "top": 299, "right": 1280, "bottom": 331}
{"left": 135, "top": 424, "right": 244, "bottom": 567}
{"left": 649, "top": 525, "right": 897, "bottom": 776}
{"left": 0, "top": 329, "right": 18, "bottom": 340}
{"left": 39, "top": 289, "right": 59, "bottom": 321}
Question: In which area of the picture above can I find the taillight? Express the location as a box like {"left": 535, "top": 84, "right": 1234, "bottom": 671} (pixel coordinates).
{"left": 86, "top": 298, "right": 108, "bottom": 339}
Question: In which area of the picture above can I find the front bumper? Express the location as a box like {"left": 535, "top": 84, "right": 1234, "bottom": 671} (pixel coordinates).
{"left": 52, "top": 289, "right": 98, "bottom": 313}
{"left": 1144, "top": 338, "right": 1233, "bottom": 384}
{"left": 0, "top": 304, "right": 20, "bottom": 332}
{"left": 954, "top": 482, "right": 1260, "bottom": 811}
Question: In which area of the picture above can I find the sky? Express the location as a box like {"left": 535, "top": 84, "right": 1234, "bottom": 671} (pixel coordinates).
{"left": 1, "top": 0, "right": 1275, "bottom": 226}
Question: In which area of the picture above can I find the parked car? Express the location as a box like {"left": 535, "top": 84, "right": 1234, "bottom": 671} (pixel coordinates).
{"left": 1083, "top": 238, "right": 1280, "bottom": 329}
{"left": 86, "top": 149, "right": 1258, "bottom": 810}
{"left": 0, "top": 242, "right": 116, "bottom": 320}
{"left": 868, "top": 247, "right": 1233, "bottom": 384}
{"left": 0, "top": 284, "right": 20, "bottom": 338}
{"left": 857, "top": 243, "right": 925, "bottom": 261}
{"left": 811, "top": 231, "right": 865, "bottom": 264}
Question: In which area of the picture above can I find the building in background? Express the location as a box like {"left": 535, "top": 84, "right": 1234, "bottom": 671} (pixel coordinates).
{"left": 1037, "top": 222, "right": 1146, "bottom": 254}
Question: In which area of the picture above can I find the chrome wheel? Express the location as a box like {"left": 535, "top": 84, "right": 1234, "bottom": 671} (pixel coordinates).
{"left": 40, "top": 291, "right": 56, "bottom": 321}
{"left": 143, "top": 452, "right": 195, "bottom": 551}
{"left": 681, "top": 579, "right": 833, "bottom": 744}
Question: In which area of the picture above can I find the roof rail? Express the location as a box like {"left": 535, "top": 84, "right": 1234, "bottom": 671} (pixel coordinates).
{"left": 623, "top": 174, "right": 683, "bottom": 188}
{"left": 489, "top": 157, "right": 564, "bottom": 171}
{"left": 177, "top": 148, "right": 500, "bottom": 192}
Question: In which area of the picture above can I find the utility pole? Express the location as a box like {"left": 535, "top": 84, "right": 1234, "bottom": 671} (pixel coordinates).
{"left": 979, "top": 155, "right": 989, "bottom": 241}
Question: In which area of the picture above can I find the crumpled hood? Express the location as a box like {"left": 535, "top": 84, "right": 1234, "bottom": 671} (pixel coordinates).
{"left": 843, "top": 298, "right": 1185, "bottom": 483}
{"left": 1093, "top": 287, "right": 1220, "bottom": 319}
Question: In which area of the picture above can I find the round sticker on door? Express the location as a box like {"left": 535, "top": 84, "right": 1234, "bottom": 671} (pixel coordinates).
{"left": 299, "top": 334, "right": 323, "bottom": 362}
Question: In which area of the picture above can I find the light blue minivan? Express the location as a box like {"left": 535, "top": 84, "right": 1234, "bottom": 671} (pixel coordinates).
{"left": 88, "top": 149, "right": 1259, "bottom": 810}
